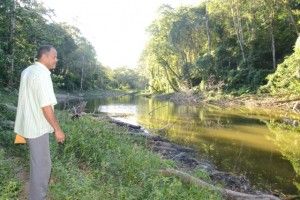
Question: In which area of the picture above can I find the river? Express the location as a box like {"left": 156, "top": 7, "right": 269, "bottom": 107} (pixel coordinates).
{"left": 69, "top": 94, "right": 300, "bottom": 196}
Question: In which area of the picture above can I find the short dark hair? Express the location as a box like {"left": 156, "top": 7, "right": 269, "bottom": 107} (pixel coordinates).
{"left": 36, "top": 45, "right": 54, "bottom": 59}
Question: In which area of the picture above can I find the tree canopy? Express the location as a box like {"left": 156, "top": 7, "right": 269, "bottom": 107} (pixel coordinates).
{"left": 1, "top": 0, "right": 300, "bottom": 94}
{"left": 140, "top": 0, "right": 300, "bottom": 94}
{"left": 0, "top": 0, "right": 111, "bottom": 91}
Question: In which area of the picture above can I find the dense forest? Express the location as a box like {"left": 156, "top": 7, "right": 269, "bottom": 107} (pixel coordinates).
{"left": 1, "top": 0, "right": 300, "bottom": 95}
{"left": 140, "top": 0, "right": 300, "bottom": 95}
{"left": 0, "top": 0, "right": 145, "bottom": 91}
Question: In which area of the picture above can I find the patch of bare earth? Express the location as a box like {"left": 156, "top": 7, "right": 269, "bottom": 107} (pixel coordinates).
{"left": 15, "top": 159, "right": 29, "bottom": 200}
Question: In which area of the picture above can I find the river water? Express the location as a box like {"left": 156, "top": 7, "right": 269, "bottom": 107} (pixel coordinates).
{"left": 78, "top": 95, "right": 300, "bottom": 196}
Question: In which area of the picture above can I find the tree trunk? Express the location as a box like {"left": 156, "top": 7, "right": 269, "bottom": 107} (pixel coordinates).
{"left": 230, "top": 1, "right": 246, "bottom": 66}
{"left": 159, "top": 58, "right": 180, "bottom": 92}
{"left": 161, "top": 59, "right": 181, "bottom": 80}
{"left": 8, "top": 0, "right": 16, "bottom": 87}
{"left": 161, "top": 62, "right": 179, "bottom": 92}
{"left": 160, "top": 168, "right": 281, "bottom": 200}
{"left": 271, "top": 26, "right": 276, "bottom": 69}
{"left": 205, "top": 5, "right": 211, "bottom": 52}
{"left": 282, "top": 0, "right": 299, "bottom": 35}
{"left": 267, "top": 0, "right": 276, "bottom": 69}
{"left": 80, "top": 55, "right": 84, "bottom": 91}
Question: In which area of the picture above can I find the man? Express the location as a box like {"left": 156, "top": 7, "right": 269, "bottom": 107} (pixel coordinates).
{"left": 14, "top": 45, "right": 65, "bottom": 200}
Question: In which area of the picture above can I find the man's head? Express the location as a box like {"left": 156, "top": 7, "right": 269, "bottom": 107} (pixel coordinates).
{"left": 37, "top": 45, "right": 58, "bottom": 70}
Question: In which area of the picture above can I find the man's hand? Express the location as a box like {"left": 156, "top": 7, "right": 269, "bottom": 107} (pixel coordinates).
{"left": 42, "top": 105, "right": 66, "bottom": 143}
{"left": 54, "top": 129, "right": 65, "bottom": 143}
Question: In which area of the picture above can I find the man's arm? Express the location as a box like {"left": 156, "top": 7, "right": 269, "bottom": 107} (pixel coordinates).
{"left": 42, "top": 105, "right": 65, "bottom": 143}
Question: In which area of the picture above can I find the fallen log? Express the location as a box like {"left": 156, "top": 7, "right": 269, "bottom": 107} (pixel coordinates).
{"left": 160, "top": 168, "right": 281, "bottom": 200}
{"left": 0, "top": 120, "right": 14, "bottom": 129}
{"left": 150, "top": 140, "right": 194, "bottom": 153}
{"left": 151, "top": 145, "right": 179, "bottom": 153}
{"left": 0, "top": 103, "right": 16, "bottom": 119}
{"left": 284, "top": 195, "right": 300, "bottom": 200}
{"left": 108, "top": 118, "right": 141, "bottom": 129}
{"left": 127, "top": 130, "right": 154, "bottom": 138}
{"left": 274, "top": 97, "right": 300, "bottom": 104}
{"left": 292, "top": 101, "right": 300, "bottom": 112}
{"left": 71, "top": 101, "right": 87, "bottom": 120}
{"left": 3, "top": 103, "right": 17, "bottom": 112}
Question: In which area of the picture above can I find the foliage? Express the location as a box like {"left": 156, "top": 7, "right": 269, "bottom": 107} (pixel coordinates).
{"left": 0, "top": 0, "right": 112, "bottom": 91}
{"left": 140, "top": 0, "right": 300, "bottom": 94}
{"left": 48, "top": 113, "right": 222, "bottom": 199}
{"left": 0, "top": 149, "right": 21, "bottom": 199}
{"left": 2, "top": 0, "right": 299, "bottom": 95}
{"left": 112, "top": 67, "right": 148, "bottom": 90}
{"left": 0, "top": 88, "right": 17, "bottom": 131}
{"left": 260, "top": 36, "right": 300, "bottom": 95}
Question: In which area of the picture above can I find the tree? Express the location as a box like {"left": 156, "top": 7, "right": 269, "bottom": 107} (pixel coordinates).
{"left": 141, "top": 0, "right": 300, "bottom": 93}
{"left": 0, "top": 0, "right": 113, "bottom": 91}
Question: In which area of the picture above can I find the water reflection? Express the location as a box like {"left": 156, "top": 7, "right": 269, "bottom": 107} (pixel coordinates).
{"left": 86, "top": 95, "right": 300, "bottom": 195}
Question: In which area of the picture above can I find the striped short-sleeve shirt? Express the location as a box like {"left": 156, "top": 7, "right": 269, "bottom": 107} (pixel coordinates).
{"left": 14, "top": 62, "right": 57, "bottom": 138}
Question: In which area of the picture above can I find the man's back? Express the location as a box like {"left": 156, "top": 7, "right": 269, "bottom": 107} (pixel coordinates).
{"left": 14, "top": 62, "right": 57, "bottom": 138}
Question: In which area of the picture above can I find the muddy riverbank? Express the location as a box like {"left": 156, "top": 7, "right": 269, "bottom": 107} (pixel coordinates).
{"left": 98, "top": 114, "right": 286, "bottom": 200}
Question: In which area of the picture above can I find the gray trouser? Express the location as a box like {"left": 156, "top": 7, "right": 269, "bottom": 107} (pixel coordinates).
{"left": 27, "top": 133, "right": 51, "bottom": 200}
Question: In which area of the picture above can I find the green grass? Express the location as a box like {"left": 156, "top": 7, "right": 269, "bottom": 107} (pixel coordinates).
{"left": 0, "top": 149, "right": 22, "bottom": 199}
{"left": 49, "top": 113, "right": 222, "bottom": 199}
{"left": 0, "top": 89, "right": 222, "bottom": 200}
{"left": 0, "top": 89, "right": 22, "bottom": 199}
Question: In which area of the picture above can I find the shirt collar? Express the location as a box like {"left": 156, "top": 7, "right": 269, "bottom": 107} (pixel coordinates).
{"left": 35, "top": 62, "right": 51, "bottom": 74}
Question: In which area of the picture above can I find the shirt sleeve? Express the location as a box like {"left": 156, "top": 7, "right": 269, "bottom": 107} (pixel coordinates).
{"left": 34, "top": 74, "right": 57, "bottom": 108}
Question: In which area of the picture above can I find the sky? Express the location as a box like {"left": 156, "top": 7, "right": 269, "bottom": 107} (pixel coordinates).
{"left": 40, "top": 0, "right": 201, "bottom": 68}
